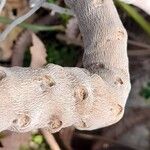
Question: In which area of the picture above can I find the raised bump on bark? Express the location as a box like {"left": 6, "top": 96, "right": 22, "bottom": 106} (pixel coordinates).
{"left": 48, "top": 116, "right": 62, "bottom": 130}
{"left": 117, "top": 104, "right": 123, "bottom": 116}
{"left": 0, "top": 70, "right": 6, "bottom": 80}
{"left": 117, "top": 29, "right": 126, "bottom": 40}
{"left": 36, "top": 75, "right": 55, "bottom": 87}
{"left": 74, "top": 85, "right": 88, "bottom": 102}
{"left": 12, "top": 113, "right": 31, "bottom": 128}
{"left": 93, "top": 0, "right": 104, "bottom": 7}
{"left": 114, "top": 77, "right": 124, "bottom": 86}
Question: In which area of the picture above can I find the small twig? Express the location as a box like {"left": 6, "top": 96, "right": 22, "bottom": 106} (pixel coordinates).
{"left": 75, "top": 133, "right": 137, "bottom": 150}
{"left": 0, "top": 0, "right": 45, "bottom": 41}
{"left": 128, "top": 49, "right": 150, "bottom": 56}
{"left": 0, "top": 0, "right": 73, "bottom": 41}
{"left": 41, "top": 129, "right": 61, "bottom": 150}
{"left": 0, "top": 0, "right": 6, "bottom": 13}
{"left": 42, "top": 2, "right": 74, "bottom": 16}
{"left": 128, "top": 40, "right": 150, "bottom": 49}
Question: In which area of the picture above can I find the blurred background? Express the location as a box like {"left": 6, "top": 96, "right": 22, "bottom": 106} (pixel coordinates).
{"left": 0, "top": 0, "right": 150, "bottom": 150}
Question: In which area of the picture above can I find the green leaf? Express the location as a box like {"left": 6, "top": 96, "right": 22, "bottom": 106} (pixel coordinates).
{"left": 47, "top": 0, "right": 57, "bottom": 3}
{"left": 46, "top": 42, "right": 79, "bottom": 66}
{"left": 140, "top": 82, "right": 150, "bottom": 100}
{"left": 116, "top": 1, "right": 150, "bottom": 36}
{"left": 32, "top": 135, "right": 44, "bottom": 145}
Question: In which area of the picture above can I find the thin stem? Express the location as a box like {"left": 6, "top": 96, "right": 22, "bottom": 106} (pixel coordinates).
{"left": 0, "top": 0, "right": 6, "bottom": 13}
{"left": 0, "top": 0, "right": 73, "bottom": 41}
{"left": 42, "top": 2, "right": 74, "bottom": 16}
{"left": 41, "top": 129, "right": 61, "bottom": 150}
{"left": 0, "top": 16, "right": 65, "bottom": 32}
{"left": 0, "top": 0, "right": 45, "bottom": 41}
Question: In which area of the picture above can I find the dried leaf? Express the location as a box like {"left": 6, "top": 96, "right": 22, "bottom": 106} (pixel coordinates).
{"left": 66, "top": 18, "right": 79, "bottom": 39}
{"left": 57, "top": 18, "right": 83, "bottom": 46}
{"left": 0, "top": 131, "right": 31, "bottom": 150}
{"left": 0, "top": 0, "right": 29, "bottom": 61}
{"left": 30, "top": 32, "right": 47, "bottom": 68}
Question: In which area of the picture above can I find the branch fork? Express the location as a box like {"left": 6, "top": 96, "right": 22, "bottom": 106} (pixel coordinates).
{"left": 0, "top": 0, "right": 131, "bottom": 132}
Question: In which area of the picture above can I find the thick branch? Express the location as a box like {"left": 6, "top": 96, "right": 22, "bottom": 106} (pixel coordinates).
{"left": 0, "top": 0, "right": 131, "bottom": 132}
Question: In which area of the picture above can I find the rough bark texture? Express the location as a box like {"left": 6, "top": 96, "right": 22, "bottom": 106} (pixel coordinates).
{"left": 0, "top": 0, "right": 131, "bottom": 133}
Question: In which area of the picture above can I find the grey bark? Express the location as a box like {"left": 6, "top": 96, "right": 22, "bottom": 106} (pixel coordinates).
{"left": 0, "top": 0, "right": 131, "bottom": 133}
